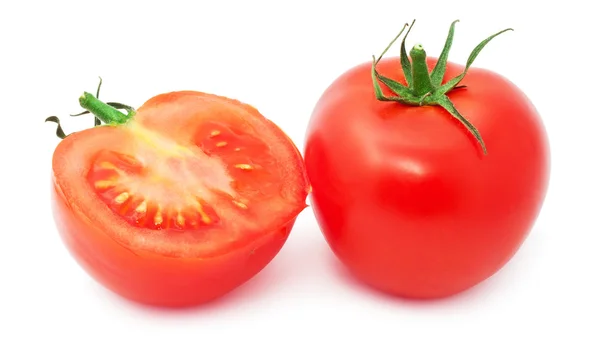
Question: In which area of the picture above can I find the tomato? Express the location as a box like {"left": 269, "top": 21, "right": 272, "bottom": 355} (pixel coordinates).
{"left": 49, "top": 86, "right": 309, "bottom": 307}
{"left": 304, "top": 21, "right": 550, "bottom": 299}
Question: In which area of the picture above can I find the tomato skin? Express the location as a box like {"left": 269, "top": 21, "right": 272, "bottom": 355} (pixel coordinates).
{"left": 304, "top": 57, "right": 550, "bottom": 298}
{"left": 52, "top": 182, "right": 295, "bottom": 307}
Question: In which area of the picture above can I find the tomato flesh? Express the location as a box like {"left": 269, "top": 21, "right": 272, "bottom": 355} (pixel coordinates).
{"left": 88, "top": 148, "right": 222, "bottom": 230}
{"left": 85, "top": 119, "right": 274, "bottom": 232}
{"left": 52, "top": 91, "right": 309, "bottom": 306}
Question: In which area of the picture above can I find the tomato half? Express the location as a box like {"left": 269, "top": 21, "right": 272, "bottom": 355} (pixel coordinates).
{"left": 304, "top": 22, "right": 550, "bottom": 299}
{"left": 50, "top": 89, "right": 309, "bottom": 307}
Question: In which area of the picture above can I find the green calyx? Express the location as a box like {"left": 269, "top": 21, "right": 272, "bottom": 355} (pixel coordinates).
{"left": 371, "top": 20, "right": 513, "bottom": 155}
{"left": 45, "top": 77, "right": 136, "bottom": 139}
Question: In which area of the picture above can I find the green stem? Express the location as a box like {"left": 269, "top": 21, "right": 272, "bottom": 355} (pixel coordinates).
{"left": 409, "top": 44, "right": 434, "bottom": 97}
{"left": 79, "top": 92, "right": 131, "bottom": 125}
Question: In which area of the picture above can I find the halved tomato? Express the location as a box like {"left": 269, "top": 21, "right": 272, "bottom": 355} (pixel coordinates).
{"left": 50, "top": 88, "right": 310, "bottom": 307}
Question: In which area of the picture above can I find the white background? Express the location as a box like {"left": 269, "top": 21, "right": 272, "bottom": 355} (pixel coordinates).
{"left": 1, "top": 1, "right": 598, "bottom": 362}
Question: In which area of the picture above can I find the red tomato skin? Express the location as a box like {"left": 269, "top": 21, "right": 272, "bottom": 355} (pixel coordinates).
{"left": 304, "top": 57, "right": 550, "bottom": 299}
{"left": 52, "top": 181, "right": 295, "bottom": 307}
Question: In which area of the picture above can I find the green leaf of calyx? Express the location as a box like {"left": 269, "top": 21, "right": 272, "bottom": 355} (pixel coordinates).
{"left": 107, "top": 102, "right": 135, "bottom": 113}
{"left": 371, "top": 56, "right": 404, "bottom": 102}
{"left": 70, "top": 110, "right": 91, "bottom": 117}
{"left": 438, "top": 27, "right": 513, "bottom": 94}
{"left": 45, "top": 116, "right": 67, "bottom": 139}
{"left": 371, "top": 22, "right": 420, "bottom": 101}
{"left": 375, "top": 22, "right": 409, "bottom": 65}
{"left": 371, "top": 23, "right": 411, "bottom": 95}
{"left": 371, "top": 23, "right": 416, "bottom": 101}
{"left": 430, "top": 19, "right": 459, "bottom": 86}
{"left": 400, "top": 19, "right": 415, "bottom": 88}
{"left": 94, "top": 76, "right": 103, "bottom": 126}
{"left": 438, "top": 95, "right": 487, "bottom": 154}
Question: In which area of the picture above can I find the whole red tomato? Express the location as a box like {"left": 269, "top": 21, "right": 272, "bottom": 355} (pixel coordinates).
{"left": 47, "top": 81, "right": 309, "bottom": 307}
{"left": 304, "top": 20, "right": 550, "bottom": 299}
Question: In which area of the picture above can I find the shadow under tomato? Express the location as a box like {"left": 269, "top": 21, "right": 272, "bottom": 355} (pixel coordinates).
{"left": 84, "top": 223, "right": 545, "bottom": 313}
{"left": 325, "top": 228, "right": 545, "bottom": 309}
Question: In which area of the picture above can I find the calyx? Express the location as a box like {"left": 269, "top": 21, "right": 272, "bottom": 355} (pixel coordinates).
{"left": 371, "top": 20, "right": 513, "bottom": 154}
{"left": 45, "top": 77, "right": 136, "bottom": 139}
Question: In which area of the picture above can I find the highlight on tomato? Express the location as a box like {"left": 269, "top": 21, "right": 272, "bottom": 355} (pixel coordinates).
{"left": 46, "top": 80, "right": 310, "bottom": 307}
{"left": 304, "top": 20, "right": 550, "bottom": 299}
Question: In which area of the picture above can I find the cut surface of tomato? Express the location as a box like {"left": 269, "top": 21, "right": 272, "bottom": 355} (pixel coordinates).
{"left": 50, "top": 90, "right": 309, "bottom": 306}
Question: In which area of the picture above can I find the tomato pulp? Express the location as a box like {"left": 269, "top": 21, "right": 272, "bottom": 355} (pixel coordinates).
{"left": 304, "top": 22, "right": 550, "bottom": 299}
{"left": 50, "top": 89, "right": 309, "bottom": 307}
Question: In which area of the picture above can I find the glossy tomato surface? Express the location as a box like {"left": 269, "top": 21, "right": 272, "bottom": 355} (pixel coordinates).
{"left": 304, "top": 57, "right": 550, "bottom": 299}
{"left": 52, "top": 91, "right": 309, "bottom": 307}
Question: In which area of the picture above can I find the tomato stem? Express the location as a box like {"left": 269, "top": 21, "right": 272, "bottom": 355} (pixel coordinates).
{"left": 44, "top": 78, "right": 136, "bottom": 139}
{"left": 409, "top": 44, "right": 434, "bottom": 96}
{"left": 370, "top": 19, "right": 513, "bottom": 155}
{"left": 79, "top": 92, "right": 133, "bottom": 125}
